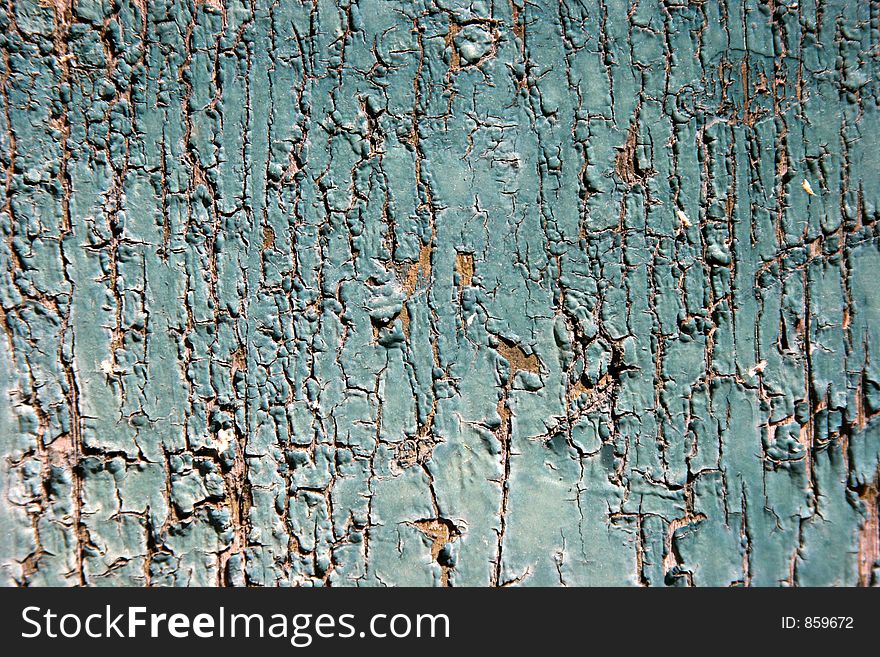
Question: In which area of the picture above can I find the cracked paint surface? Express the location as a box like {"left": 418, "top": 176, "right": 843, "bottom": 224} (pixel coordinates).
{"left": 0, "top": 0, "right": 879, "bottom": 587}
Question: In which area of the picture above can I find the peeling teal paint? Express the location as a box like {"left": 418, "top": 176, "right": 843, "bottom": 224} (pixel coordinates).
{"left": 0, "top": 0, "right": 879, "bottom": 587}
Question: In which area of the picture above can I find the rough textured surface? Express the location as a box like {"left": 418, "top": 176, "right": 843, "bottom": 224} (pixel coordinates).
{"left": 1, "top": 0, "right": 879, "bottom": 587}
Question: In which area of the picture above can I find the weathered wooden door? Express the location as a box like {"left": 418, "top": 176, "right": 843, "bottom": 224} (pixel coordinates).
{"left": 0, "top": 0, "right": 877, "bottom": 587}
